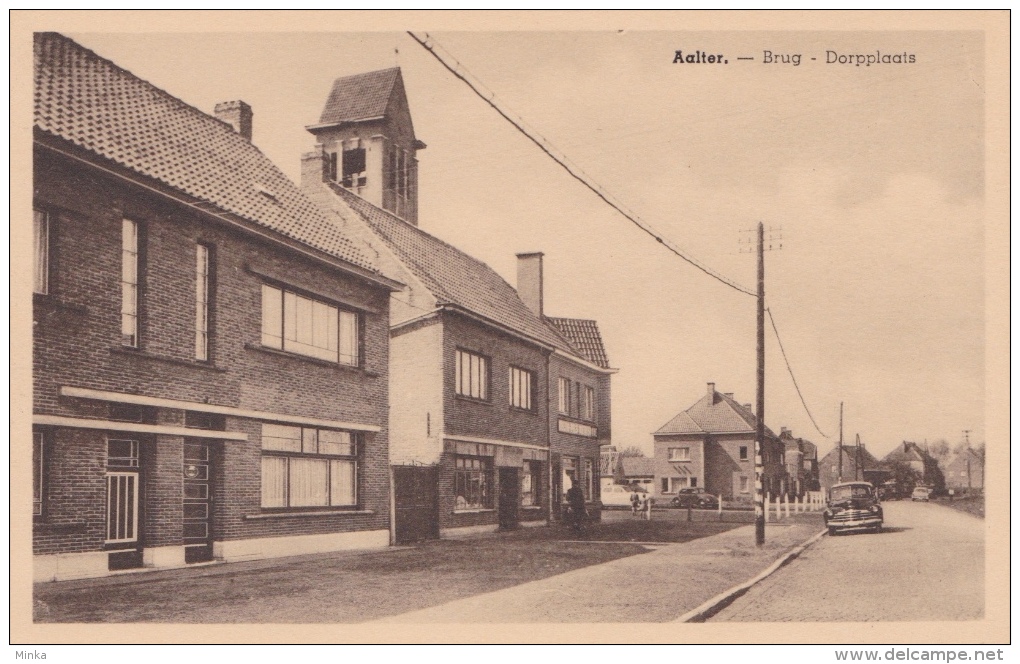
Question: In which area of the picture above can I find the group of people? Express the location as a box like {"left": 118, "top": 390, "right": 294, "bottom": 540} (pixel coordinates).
{"left": 630, "top": 490, "right": 654, "bottom": 520}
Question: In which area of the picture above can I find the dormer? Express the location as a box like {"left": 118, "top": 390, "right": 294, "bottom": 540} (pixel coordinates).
{"left": 306, "top": 67, "right": 426, "bottom": 225}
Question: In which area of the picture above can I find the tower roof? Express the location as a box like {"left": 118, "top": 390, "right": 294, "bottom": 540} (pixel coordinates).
{"left": 318, "top": 67, "right": 403, "bottom": 125}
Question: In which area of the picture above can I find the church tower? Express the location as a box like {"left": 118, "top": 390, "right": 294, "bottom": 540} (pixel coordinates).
{"left": 306, "top": 68, "right": 426, "bottom": 225}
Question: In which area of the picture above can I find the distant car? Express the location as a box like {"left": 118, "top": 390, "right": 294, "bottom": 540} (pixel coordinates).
{"left": 600, "top": 484, "right": 645, "bottom": 507}
{"left": 824, "top": 481, "right": 883, "bottom": 534}
{"left": 669, "top": 488, "right": 720, "bottom": 509}
{"left": 911, "top": 487, "right": 931, "bottom": 502}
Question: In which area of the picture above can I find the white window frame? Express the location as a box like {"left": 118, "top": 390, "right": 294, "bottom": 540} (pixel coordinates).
{"left": 581, "top": 385, "right": 595, "bottom": 421}
{"left": 669, "top": 447, "right": 691, "bottom": 462}
{"left": 34, "top": 209, "right": 49, "bottom": 295}
{"left": 508, "top": 366, "right": 534, "bottom": 411}
{"left": 584, "top": 458, "right": 594, "bottom": 501}
{"left": 455, "top": 349, "right": 489, "bottom": 400}
{"left": 121, "top": 219, "right": 139, "bottom": 347}
{"left": 739, "top": 476, "right": 750, "bottom": 493}
{"left": 195, "top": 244, "right": 210, "bottom": 361}
{"left": 33, "top": 431, "right": 44, "bottom": 516}
{"left": 261, "top": 284, "right": 360, "bottom": 366}
{"left": 667, "top": 476, "right": 690, "bottom": 493}
{"left": 557, "top": 377, "right": 571, "bottom": 415}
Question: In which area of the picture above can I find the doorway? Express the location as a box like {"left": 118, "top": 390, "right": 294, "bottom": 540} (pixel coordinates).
{"left": 498, "top": 467, "right": 519, "bottom": 530}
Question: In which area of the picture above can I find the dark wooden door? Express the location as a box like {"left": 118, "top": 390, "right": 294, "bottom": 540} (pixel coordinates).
{"left": 498, "top": 467, "right": 519, "bottom": 530}
{"left": 394, "top": 466, "right": 438, "bottom": 544}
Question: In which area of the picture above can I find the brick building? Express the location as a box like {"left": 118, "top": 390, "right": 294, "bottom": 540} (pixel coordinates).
{"left": 778, "top": 427, "right": 820, "bottom": 496}
{"left": 301, "top": 68, "right": 614, "bottom": 540}
{"left": 32, "top": 33, "right": 403, "bottom": 580}
{"left": 818, "top": 444, "right": 882, "bottom": 492}
{"left": 652, "top": 383, "right": 786, "bottom": 503}
{"left": 942, "top": 447, "right": 984, "bottom": 492}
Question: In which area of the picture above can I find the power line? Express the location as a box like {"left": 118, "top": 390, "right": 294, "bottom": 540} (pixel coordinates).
{"left": 765, "top": 306, "right": 830, "bottom": 439}
{"left": 407, "top": 31, "right": 755, "bottom": 298}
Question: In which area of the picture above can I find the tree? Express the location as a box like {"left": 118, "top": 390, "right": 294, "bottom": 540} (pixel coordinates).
{"left": 886, "top": 460, "right": 922, "bottom": 496}
{"left": 929, "top": 439, "right": 952, "bottom": 464}
{"left": 618, "top": 446, "right": 646, "bottom": 458}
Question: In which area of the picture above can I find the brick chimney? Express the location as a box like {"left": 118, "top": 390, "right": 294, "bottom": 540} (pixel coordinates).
{"left": 744, "top": 403, "right": 753, "bottom": 414}
{"left": 301, "top": 147, "right": 328, "bottom": 188}
{"left": 215, "top": 100, "right": 253, "bottom": 140}
{"left": 516, "top": 252, "right": 544, "bottom": 317}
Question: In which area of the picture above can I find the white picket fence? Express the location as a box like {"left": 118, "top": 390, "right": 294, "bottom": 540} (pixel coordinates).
{"left": 764, "top": 490, "right": 825, "bottom": 521}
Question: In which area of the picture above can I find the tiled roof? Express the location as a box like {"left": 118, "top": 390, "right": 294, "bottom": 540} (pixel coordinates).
{"left": 318, "top": 68, "right": 401, "bottom": 125}
{"left": 545, "top": 317, "right": 611, "bottom": 368}
{"left": 619, "top": 456, "right": 655, "bottom": 477}
{"left": 882, "top": 442, "right": 927, "bottom": 464}
{"left": 820, "top": 445, "right": 881, "bottom": 467}
{"left": 34, "top": 32, "right": 380, "bottom": 274}
{"left": 655, "top": 388, "right": 776, "bottom": 437}
{"left": 654, "top": 411, "right": 704, "bottom": 435}
{"left": 332, "top": 186, "right": 571, "bottom": 350}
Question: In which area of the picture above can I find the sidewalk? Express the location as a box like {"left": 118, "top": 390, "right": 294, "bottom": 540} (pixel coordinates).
{"left": 33, "top": 512, "right": 822, "bottom": 623}
{"left": 374, "top": 517, "right": 823, "bottom": 623}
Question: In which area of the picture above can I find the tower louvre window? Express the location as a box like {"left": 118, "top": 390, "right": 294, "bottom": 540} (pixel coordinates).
{"left": 341, "top": 146, "right": 367, "bottom": 189}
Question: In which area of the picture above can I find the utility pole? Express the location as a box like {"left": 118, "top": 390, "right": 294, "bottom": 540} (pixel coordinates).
{"left": 855, "top": 433, "right": 863, "bottom": 481}
{"left": 837, "top": 402, "right": 844, "bottom": 481}
{"left": 755, "top": 222, "right": 766, "bottom": 546}
{"left": 963, "top": 430, "right": 972, "bottom": 489}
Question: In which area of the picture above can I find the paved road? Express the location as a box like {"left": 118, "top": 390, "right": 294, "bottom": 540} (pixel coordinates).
{"left": 711, "top": 500, "right": 984, "bottom": 621}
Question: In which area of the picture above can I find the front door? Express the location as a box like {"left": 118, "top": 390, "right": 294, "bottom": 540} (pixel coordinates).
{"left": 394, "top": 465, "right": 439, "bottom": 544}
{"left": 183, "top": 442, "right": 213, "bottom": 563}
{"left": 498, "top": 467, "right": 519, "bottom": 530}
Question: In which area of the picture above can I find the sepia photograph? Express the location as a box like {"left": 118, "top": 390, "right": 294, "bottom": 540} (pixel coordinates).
{"left": 11, "top": 10, "right": 1009, "bottom": 648}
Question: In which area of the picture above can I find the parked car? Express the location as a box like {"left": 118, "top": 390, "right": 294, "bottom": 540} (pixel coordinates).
{"left": 600, "top": 484, "right": 646, "bottom": 507}
{"left": 669, "top": 488, "right": 719, "bottom": 509}
{"left": 823, "top": 481, "right": 883, "bottom": 535}
{"left": 911, "top": 486, "right": 931, "bottom": 502}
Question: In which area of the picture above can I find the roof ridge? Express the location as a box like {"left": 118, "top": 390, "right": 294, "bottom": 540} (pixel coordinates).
{"left": 41, "top": 33, "right": 249, "bottom": 149}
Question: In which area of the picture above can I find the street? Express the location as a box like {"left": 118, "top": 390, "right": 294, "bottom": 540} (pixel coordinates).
{"left": 710, "top": 500, "right": 984, "bottom": 621}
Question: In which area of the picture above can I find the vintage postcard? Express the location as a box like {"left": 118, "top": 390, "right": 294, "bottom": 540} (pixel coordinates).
{"left": 10, "top": 10, "right": 1009, "bottom": 647}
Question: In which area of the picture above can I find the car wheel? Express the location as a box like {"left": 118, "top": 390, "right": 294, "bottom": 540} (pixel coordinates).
{"left": 828, "top": 527, "right": 837, "bottom": 536}
{"left": 873, "top": 524, "right": 882, "bottom": 534}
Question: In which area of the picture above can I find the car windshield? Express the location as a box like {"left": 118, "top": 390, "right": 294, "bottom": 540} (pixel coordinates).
{"left": 830, "top": 485, "right": 873, "bottom": 501}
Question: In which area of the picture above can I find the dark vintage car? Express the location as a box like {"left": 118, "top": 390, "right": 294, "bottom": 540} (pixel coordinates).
{"left": 824, "top": 481, "right": 883, "bottom": 534}
{"left": 669, "top": 488, "right": 719, "bottom": 509}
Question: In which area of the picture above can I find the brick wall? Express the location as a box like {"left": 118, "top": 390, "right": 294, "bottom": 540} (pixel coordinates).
{"left": 33, "top": 150, "right": 392, "bottom": 556}
{"left": 652, "top": 434, "right": 706, "bottom": 497}
{"left": 548, "top": 355, "right": 604, "bottom": 516}
{"left": 442, "top": 312, "right": 549, "bottom": 446}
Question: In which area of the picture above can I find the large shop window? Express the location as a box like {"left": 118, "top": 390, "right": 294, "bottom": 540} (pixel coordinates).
{"left": 454, "top": 456, "right": 492, "bottom": 510}
{"left": 33, "top": 210, "right": 49, "bottom": 295}
{"left": 455, "top": 349, "right": 489, "bottom": 400}
{"left": 521, "top": 459, "right": 542, "bottom": 507}
{"left": 508, "top": 366, "right": 534, "bottom": 411}
{"left": 261, "top": 284, "right": 360, "bottom": 366}
{"left": 261, "top": 424, "right": 358, "bottom": 509}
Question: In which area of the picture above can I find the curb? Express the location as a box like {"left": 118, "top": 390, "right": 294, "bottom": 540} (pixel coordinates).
{"left": 674, "top": 527, "right": 828, "bottom": 623}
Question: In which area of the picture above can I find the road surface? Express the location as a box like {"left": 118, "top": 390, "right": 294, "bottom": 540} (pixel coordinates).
{"left": 711, "top": 500, "right": 984, "bottom": 621}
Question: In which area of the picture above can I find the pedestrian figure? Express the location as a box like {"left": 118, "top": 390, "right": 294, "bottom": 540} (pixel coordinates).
{"left": 642, "top": 493, "right": 653, "bottom": 520}
{"left": 630, "top": 490, "right": 641, "bottom": 516}
{"left": 566, "top": 483, "right": 587, "bottom": 532}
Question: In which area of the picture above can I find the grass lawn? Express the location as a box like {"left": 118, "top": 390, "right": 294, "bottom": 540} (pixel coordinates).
{"left": 932, "top": 494, "right": 984, "bottom": 518}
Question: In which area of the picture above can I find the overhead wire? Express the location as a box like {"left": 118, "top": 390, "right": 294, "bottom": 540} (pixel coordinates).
{"left": 408, "top": 31, "right": 755, "bottom": 298}
{"left": 408, "top": 31, "right": 833, "bottom": 439}
{"left": 766, "top": 306, "right": 830, "bottom": 439}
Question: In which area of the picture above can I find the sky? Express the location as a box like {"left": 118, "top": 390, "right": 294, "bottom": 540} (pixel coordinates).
{"left": 65, "top": 28, "right": 987, "bottom": 459}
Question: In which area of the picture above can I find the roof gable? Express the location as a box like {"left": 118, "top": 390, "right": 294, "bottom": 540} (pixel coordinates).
{"left": 34, "top": 32, "right": 380, "bottom": 275}
{"left": 655, "top": 387, "right": 776, "bottom": 437}
{"left": 545, "top": 317, "right": 611, "bottom": 368}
